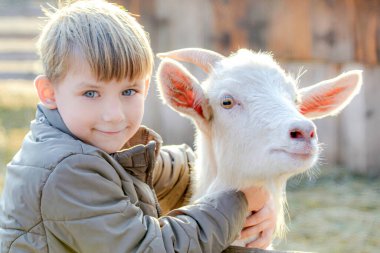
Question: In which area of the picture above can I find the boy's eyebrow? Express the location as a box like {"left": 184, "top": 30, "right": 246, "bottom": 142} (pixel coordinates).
{"left": 128, "top": 81, "right": 145, "bottom": 88}
{"left": 77, "top": 81, "right": 143, "bottom": 88}
{"left": 77, "top": 81, "right": 101, "bottom": 89}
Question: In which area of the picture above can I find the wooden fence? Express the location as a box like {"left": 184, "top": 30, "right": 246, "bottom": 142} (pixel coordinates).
{"left": 0, "top": 0, "right": 379, "bottom": 176}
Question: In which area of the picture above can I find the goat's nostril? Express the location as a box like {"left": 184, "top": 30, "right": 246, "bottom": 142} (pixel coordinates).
{"left": 290, "top": 130, "right": 304, "bottom": 139}
{"left": 290, "top": 129, "right": 316, "bottom": 140}
{"left": 289, "top": 121, "right": 316, "bottom": 140}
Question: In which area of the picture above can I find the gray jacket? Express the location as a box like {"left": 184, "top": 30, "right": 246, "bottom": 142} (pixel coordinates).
{"left": 0, "top": 104, "right": 248, "bottom": 253}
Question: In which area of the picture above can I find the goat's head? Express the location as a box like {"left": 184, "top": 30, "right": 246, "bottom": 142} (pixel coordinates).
{"left": 156, "top": 48, "right": 362, "bottom": 188}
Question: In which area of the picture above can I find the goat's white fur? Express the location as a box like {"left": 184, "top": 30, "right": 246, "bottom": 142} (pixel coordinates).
{"left": 156, "top": 48, "right": 362, "bottom": 247}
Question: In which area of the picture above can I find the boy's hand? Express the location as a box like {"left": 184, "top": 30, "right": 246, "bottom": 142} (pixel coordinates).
{"left": 240, "top": 186, "right": 268, "bottom": 212}
{"left": 240, "top": 187, "right": 276, "bottom": 248}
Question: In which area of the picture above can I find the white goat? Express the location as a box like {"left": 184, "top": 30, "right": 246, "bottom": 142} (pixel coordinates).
{"left": 156, "top": 48, "right": 362, "bottom": 246}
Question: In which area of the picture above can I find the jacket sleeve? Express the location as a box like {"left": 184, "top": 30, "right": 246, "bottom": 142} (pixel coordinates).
{"left": 153, "top": 144, "right": 195, "bottom": 214}
{"left": 41, "top": 153, "right": 247, "bottom": 253}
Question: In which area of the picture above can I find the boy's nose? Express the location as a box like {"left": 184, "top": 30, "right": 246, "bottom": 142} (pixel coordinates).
{"left": 102, "top": 100, "right": 126, "bottom": 122}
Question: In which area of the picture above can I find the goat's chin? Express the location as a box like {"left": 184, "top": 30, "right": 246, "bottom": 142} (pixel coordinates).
{"left": 270, "top": 149, "right": 318, "bottom": 176}
{"left": 232, "top": 153, "right": 318, "bottom": 185}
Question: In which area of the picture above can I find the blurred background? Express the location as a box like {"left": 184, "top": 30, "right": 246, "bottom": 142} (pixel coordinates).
{"left": 0, "top": 0, "right": 379, "bottom": 252}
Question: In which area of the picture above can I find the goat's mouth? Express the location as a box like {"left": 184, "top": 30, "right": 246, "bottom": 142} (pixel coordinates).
{"left": 271, "top": 149, "right": 317, "bottom": 161}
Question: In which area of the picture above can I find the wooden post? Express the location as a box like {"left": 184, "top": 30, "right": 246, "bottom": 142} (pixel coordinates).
{"left": 144, "top": 0, "right": 213, "bottom": 145}
{"left": 310, "top": 0, "right": 355, "bottom": 63}
{"left": 353, "top": 0, "right": 380, "bottom": 65}
{"left": 338, "top": 64, "right": 367, "bottom": 174}
{"left": 223, "top": 246, "right": 311, "bottom": 253}
{"left": 360, "top": 66, "right": 380, "bottom": 176}
{"left": 211, "top": 0, "right": 250, "bottom": 55}
{"left": 267, "top": 0, "right": 312, "bottom": 61}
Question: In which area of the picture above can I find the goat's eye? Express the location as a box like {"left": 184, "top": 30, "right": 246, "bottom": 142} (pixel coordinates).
{"left": 221, "top": 95, "right": 235, "bottom": 109}
{"left": 294, "top": 96, "right": 300, "bottom": 104}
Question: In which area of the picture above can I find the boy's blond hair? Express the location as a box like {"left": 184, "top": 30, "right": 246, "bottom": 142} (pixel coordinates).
{"left": 37, "top": 0, "right": 153, "bottom": 83}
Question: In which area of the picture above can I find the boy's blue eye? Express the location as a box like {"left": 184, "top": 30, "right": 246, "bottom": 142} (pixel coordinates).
{"left": 122, "top": 89, "right": 136, "bottom": 96}
{"left": 83, "top": 91, "right": 99, "bottom": 98}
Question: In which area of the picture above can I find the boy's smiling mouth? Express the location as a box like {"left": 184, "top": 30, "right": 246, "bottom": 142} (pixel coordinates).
{"left": 95, "top": 128, "right": 126, "bottom": 135}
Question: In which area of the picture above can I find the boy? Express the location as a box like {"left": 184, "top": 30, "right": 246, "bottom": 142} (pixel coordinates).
{"left": 0, "top": 0, "right": 275, "bottom": 252}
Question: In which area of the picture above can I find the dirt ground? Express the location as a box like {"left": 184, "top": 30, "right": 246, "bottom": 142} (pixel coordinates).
{"left": 275, "top": 168, "right": 380, "bottom": 253}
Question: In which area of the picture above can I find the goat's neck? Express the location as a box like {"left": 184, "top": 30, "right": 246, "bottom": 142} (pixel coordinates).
{"left": 192, "top": 128, "right": 289, "bottom": 237}
{"left": 192, "top": 129, "right": 273, "bottom": 197}
{"left": 192, "top": 130, "right": 219, "bottom": 200}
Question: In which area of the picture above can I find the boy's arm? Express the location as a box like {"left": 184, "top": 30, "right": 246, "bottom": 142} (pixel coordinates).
{"left": 41, "top": 154, "right": 247, "bottom": 253}
{"left": 153, "top": 144, "right": 195, "bottom": 214}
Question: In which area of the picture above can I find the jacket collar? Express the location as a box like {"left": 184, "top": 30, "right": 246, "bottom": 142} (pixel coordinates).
{"left": 112, "top": 141, "right": 157, "bottom": 187}
{"left": 36, "top": 103, "right": 75, "bottom": 138}
{"left": 112, "top": 126, "right": 163, "bottom": 188}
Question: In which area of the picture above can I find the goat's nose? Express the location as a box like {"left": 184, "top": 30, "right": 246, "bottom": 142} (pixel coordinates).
{"left": 288, "top": 120, "right": 316, "bottom": 141}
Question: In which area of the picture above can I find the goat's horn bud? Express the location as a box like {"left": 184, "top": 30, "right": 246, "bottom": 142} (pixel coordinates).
{"left": 157, "top": 48, "right": 224, "bottom": 73}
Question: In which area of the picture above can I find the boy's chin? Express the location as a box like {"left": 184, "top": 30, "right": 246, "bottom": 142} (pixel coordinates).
{"left": 89, "top": 142, "right": 124, "bottom": 154}
{"left": 103, "top": 145, "right": 124, "bottom": 154}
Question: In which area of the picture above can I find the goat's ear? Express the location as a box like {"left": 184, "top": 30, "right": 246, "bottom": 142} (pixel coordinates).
{"left": 157, "top": 58, "right": 212, "bottom": 125}
{"left": 299, "top": 70, "right": 363, "bottom": 119}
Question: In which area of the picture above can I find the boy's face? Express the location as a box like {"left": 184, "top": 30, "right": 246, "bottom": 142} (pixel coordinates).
{"left": 37, "top": 60, "right": 149, "bottom": 153}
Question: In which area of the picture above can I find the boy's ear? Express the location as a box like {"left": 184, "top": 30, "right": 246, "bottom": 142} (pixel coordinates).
{"left": 34, "top": 75, "right": 57, "bottom": 109}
